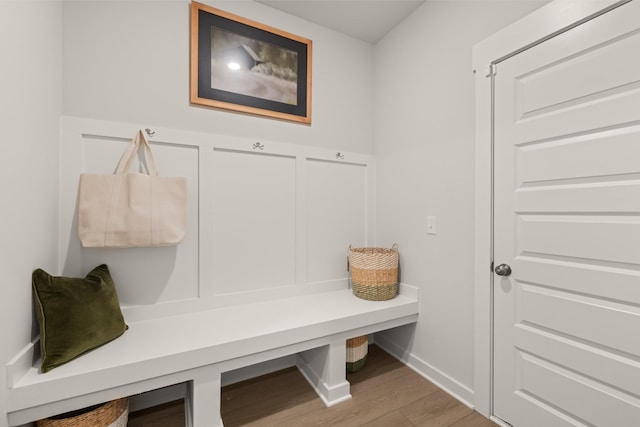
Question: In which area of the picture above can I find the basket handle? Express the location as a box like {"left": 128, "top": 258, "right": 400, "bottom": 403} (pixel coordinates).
{"left": 391, "top": 243, "right": 398, "bottom": 252}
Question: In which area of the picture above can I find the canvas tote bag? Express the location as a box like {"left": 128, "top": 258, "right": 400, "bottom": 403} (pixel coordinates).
{"left": 77, "top": 130, "right": 187, "bottom": 248}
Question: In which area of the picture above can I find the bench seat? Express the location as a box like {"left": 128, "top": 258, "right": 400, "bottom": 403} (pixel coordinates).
{"left": 6, "top": 287, "right": 418, "bottom": 426}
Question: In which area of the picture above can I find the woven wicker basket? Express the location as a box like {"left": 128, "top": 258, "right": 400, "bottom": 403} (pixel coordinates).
{"left": 346, "top": 335, "right": 368, "bottom": 373}
{"left": 37, "top": 397, "right": 128, "bottom": 427}
{"left": 348, "top": 244, "right": 399, "bottom": 301}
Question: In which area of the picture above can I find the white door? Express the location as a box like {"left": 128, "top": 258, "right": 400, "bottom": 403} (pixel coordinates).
{"left": 493, "top": 1, "right": 640, "bottom": 426}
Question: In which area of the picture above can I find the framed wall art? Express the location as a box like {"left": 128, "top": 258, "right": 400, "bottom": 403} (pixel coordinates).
{"left": 190, "top": 1, "right": 312, "bottom": 124}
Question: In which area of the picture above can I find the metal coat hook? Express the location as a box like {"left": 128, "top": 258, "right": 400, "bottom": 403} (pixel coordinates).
{"left": 336, "top": 152, "right": 344, "bottom": 160}
{"left": 145, "top": 128, "right": 155, "bottom": 137}
{"left": 252, "top": 142, "right": 265, "bottom": 150}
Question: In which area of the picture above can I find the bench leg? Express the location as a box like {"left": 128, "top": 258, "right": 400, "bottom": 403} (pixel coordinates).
{"left": 296, "top": 338, "right": 351, "bottom": 407}
{"left": 185, "top": 368, "right": 223, "bottom": 427}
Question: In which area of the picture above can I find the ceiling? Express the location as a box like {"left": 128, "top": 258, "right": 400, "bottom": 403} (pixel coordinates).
{"left": 256, "top": 1, "right": 426, "bottom": 44}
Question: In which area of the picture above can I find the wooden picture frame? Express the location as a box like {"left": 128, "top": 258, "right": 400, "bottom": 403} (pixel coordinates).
{"left": 190, "top": 1, "right": 312, "bottom": 124}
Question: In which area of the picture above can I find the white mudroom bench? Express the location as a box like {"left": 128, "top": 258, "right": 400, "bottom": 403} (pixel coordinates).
{"left": 6, "top": 286, "right": 418, "bottom": 426}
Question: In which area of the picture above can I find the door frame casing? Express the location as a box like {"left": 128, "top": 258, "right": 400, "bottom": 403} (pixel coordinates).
{"left": 471, "top": 0, "right": 628, "bottom": 418}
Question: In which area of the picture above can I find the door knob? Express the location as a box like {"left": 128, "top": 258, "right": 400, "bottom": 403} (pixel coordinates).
{"left": 494, "top": 264, "right": 512, "bottom": 277}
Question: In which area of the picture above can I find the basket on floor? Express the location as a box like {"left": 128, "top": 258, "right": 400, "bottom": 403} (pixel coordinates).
{"left": 346, "top": 335, "right": 368, "bottom": 373}
{"left": 37, "top": 397, "right": 128, "bottom": 427}
{"left": 348, "top": 244, "right": 399, "bottom": 301}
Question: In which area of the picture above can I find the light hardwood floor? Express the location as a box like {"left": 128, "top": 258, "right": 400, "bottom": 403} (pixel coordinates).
{"left": 128, "top": 345, "right": 496, "bottom": 426}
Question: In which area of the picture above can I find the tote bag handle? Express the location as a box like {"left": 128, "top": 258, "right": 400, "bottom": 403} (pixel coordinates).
{"left": 114, "top": 130, "right": 159, "bottom": 176}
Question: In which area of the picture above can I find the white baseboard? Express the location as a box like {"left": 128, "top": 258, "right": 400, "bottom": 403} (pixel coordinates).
{"left": 295, "top": 355, "right": 351, "bottom": 407}
{"left": 374, "top": 333, "right": 475, "bottom": 408}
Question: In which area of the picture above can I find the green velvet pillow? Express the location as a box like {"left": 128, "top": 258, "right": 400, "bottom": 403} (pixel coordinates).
{"left": 32, "top": 264, "right": 128, "bottom": 373}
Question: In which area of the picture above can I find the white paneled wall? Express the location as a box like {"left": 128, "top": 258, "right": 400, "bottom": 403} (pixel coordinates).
{"left": 212, "top": 149, "right": 297, "bottom": 295}
{"left": 306, "top": 159, "right": 368, "bottom": 284}
{"left": 79, "top": 136, "right": 200, "bottom": 306}
{"left": 59, "top": 117, "right": 375, "bottom": 322}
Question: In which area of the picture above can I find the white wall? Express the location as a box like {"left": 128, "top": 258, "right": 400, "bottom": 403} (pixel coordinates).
{"left": 62, "top": 0, "right": 375, "bottom": 154}
{"left": 0, "top": 2, "right": 62, "bottom": 426}
{"left": 0, "top": 0, "right": 557, "bottom": 423}
{"left": 373, "top": 0, "right": 548, "bottom": 403}
{"left": 0, "top": 2, "right": 374, "bottom": 422}
{"left": 58, "top": 0, "right": 378, "bottom": 323}
{"left": 56, "top": 118, "right": 375, "bottom": 322}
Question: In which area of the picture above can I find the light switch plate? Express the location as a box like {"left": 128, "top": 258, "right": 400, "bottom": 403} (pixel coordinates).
{"left": 427, "top": 216, "right": 437, "bottom": 235}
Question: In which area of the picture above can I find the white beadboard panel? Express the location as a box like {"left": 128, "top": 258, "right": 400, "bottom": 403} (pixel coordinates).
{"left": 77, "top": 133, "right": 200, "bottom": 307}
{"left": 306, "top": 159, "right": 368, "bottom": 284}
{"left": 211, "top": 149, "right": 297, "bottom": 295}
